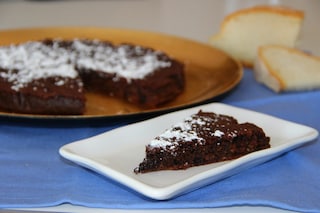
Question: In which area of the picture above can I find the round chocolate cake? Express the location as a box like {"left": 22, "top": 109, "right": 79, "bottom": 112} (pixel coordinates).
{"left": 0, "top": 39, "right": 185, "bottom": 115}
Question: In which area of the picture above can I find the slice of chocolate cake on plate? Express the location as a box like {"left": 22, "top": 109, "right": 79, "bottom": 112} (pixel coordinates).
{"left": 134, "top": 110, "right": 270, "bottom": 173}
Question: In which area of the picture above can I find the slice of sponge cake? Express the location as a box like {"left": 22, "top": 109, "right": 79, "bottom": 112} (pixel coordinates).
{"left": 254, "top": 45, "right": 320, "bottom": 92}
{"left": 209, "top": 6, "right": 304, "bottom": 67}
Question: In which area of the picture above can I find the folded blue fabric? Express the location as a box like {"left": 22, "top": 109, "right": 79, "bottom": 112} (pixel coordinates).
{"left": 0, "top": 70, "right": 319, "bottom": 212}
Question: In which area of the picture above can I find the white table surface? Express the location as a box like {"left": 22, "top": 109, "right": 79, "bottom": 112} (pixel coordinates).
{"left": 1, "top": 0, "right": 319, "bottom": 212}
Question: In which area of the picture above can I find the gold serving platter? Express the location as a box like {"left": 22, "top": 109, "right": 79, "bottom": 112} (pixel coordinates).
{"left": 0, "top": 27, "right": 242, "bottom": 119}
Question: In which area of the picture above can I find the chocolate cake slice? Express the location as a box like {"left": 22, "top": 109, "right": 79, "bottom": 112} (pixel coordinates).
{"left": 134, "top": 110, "right": 270, "bottom": 173}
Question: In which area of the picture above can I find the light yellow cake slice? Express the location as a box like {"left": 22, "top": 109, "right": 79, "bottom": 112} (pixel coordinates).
{"left": 254, "top": 45, "right": 320, "bottom": 92}
{"left": 209, "top": 6, "right": 304, "bottom": 67}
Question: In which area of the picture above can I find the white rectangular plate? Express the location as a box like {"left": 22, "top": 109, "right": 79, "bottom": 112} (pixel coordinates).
{"left": 59, "top": 103, "right": 318, "bottom": 200}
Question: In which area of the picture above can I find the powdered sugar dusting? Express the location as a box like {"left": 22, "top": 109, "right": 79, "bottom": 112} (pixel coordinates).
{"left": 0, "top": 41, "right": 77, "bottom": 91}
{"left": 149, "top": 112, "right": 227, "bottom": 149}
{"left": 213, "top": 130, "right": 225, "bottom": 137}
{"left": 73, "top": 40, "right": 171, "bottom": 81}
{"left": 0, "top": 39, "right": 173, "bottom": 91}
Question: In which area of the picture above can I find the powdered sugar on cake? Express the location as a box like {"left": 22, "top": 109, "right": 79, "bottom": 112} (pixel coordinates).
{"left": 73, "top": 40, "right": 172, "bottom": 81}
{"left": 0, "top": 39, "right": 172, "bottom": 91}
{"left": 0, "top": 41, "right": 77, "bottom": 91}
{"left": 149, "top": 112, "right": 232, "bottom": 150}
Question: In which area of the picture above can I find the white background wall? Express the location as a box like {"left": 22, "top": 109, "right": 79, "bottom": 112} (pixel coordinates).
{"left": 0, "top": 0, "right": 319, "bottom": 54}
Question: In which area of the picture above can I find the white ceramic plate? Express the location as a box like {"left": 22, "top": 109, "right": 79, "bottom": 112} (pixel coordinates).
{"left": 59, "top": 103, "right": 318, "bottom": 200}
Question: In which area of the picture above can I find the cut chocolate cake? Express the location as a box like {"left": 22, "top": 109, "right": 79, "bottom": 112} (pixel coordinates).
{"left": 0, "top": 39, "right": 185, "bottom": 115}
{"left": 134, "top": 110, "right": 270, "bottom": 173}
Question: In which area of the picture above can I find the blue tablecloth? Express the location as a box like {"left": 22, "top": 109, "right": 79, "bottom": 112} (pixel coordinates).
{"left": 0, "top": 69, "right": 319, "bottom": 212}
